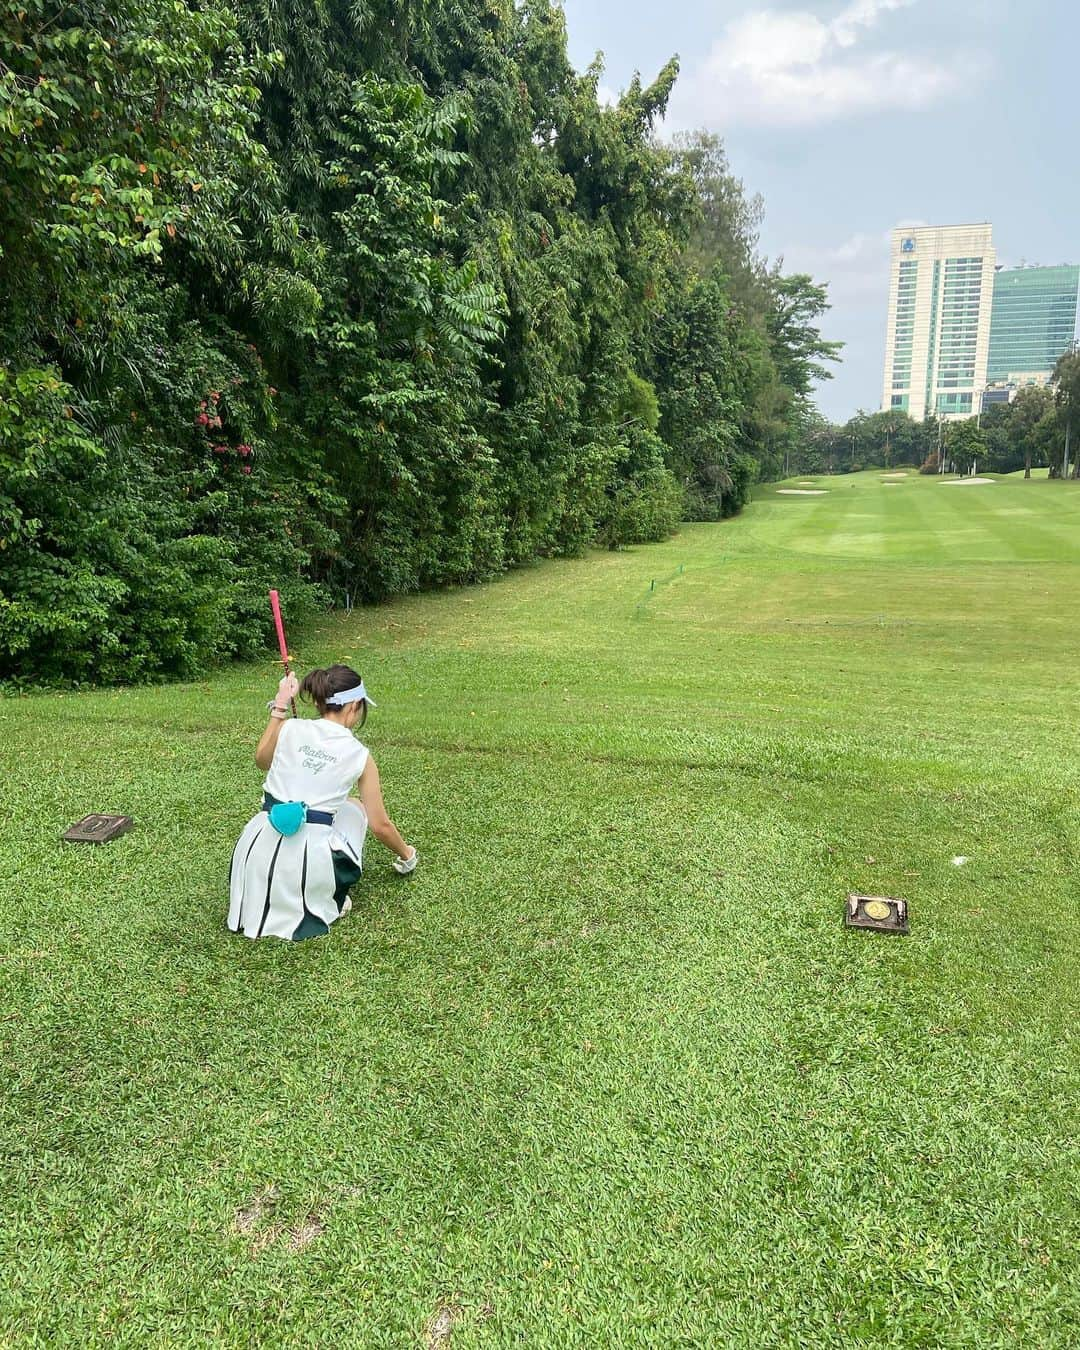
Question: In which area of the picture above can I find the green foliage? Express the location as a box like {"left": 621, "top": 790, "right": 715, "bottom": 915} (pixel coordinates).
{"left": 0, "top": 0, "right": 273, "bottom": 271}
{"left": 806, "top": 411, "right": 945, "bottom": 477}
{"left": 766, "top": 273, "right": 844, "bottom": 401}
{"left": 0, "top": 347, "right": 327, "bottom": 686}
{"left": 595, "top": 426, "right": 684, "bottom": 548}
{"left": 945, "top": 418, "right": 989, "bottom": 474}
{"left": 620, "top": 373, "right": 661, "bottom": 434}
{"left": 1050, "top": 347, "right": 1080, "bottom": 478}
{"left": 1, "top": 0, "right": 838, "bottom": 685}
{"left": 1008, "top": 387, "right": 1056, "bottom": 477}
{"left": 650, "top": 267, "right": 759, "bottom": 518}
{"left": 669, "top": 130, "right": 767, "bottom": 309}
{"left": 668, "top": 131, "right": 841, "bottom": 480}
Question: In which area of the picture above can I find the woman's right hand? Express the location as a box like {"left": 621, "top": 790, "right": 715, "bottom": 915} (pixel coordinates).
{"left": 393, "top": 847, "right": 418, "bottom": 875}
{"left": 275, "top": 672, "right": 300, "bottom": 707}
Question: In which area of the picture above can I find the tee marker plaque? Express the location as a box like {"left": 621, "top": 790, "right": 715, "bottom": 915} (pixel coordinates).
{"left": 845, "top": 893, "right": 908, "bottom": 934}
{"left": 63, "top": 814, "right": 134, "bottom": 844}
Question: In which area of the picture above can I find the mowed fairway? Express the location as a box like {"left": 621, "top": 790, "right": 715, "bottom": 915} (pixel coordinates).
{"left": 2, "top": 471, "right": 1079, "bottom": 1346}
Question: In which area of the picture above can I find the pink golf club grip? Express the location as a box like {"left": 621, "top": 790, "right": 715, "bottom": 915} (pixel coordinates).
{"left": 268, "top": 589, "right": 297, "bottom": 715}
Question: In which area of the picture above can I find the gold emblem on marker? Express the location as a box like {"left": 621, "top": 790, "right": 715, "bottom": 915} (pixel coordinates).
{"left": 864, "top": 900, "right": 891, "bottom": 921}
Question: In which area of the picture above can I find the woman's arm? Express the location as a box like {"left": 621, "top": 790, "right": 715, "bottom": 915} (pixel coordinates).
{"left": 354, "top": 755, "right": 414, "bottom": 862}
{"left": 255, "top": 674, "right": 299, "bottom": 770}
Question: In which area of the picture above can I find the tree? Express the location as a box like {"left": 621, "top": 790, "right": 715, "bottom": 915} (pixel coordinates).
{"left": 978, "top": 401, "right": 1018, "bottom": 474}
{"left": 1051, "top": 348, "right": 1080, "bottom": 478}
{"left": 1011, "top": 387, "right": 1055, "bottom": 478}
{"left": 668, "top": 130, "right": 768, "bottom": 311}
{"left": 945, "top": 419, "right": 989, "bottom": 476}
{"left": 766, "top": 273, "right": 843, "bottom": 405}
{"left": 650, "top": 267, "right": 755, "bottom": 518}
{"left": 667, "top": 130, "right": 842, "bottom": 484}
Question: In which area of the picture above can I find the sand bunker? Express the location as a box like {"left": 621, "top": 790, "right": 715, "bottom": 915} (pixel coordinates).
{"left": 882, "top": 472, "right": 908, "bottom": 479}
{"left": 778, "top": 489, "right": 827, "bottom": 496}
{"left": 943, "top": 477, "right": 994, "bottom": 486}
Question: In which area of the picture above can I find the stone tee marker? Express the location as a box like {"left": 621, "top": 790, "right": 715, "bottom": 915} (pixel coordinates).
{"left": 845, "top": 893, "right": 909, "bottom": 934}
{"left": 62, "top": 814, "right": 135, "bottom": 844}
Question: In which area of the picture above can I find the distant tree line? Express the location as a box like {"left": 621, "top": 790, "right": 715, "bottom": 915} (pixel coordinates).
{"left": 797, "top": 348, "right": 1080, "bottom": 480}
{"left": 0, "top": 1, "right": 838, "bottom": 686}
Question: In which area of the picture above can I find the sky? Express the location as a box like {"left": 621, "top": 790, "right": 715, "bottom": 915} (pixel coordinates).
{"left": 560, "top": 0, "right": 1079, "bottom": 422}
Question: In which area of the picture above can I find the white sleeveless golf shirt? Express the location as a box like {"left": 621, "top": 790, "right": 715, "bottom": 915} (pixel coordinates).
{"left": 263, "top": 717, "right": 369, "bottom": 813}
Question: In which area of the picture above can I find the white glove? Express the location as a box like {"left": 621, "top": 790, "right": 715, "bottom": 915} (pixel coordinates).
{"left": 393, "top": 848, "right": 418, "bottom": 875}
{"left": 275, "top": 672, "right": 299, "bottom": 707}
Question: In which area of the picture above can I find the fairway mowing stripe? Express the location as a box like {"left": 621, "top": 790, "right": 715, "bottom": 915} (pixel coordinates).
{"left": 878, "top": 474, "right": 937, "bottom": 560}
{"left": 784, "top": 483, "right": 863, "bottom": 559}
{"left": 945, "top": 485, "right": 1063, "bottom": 562}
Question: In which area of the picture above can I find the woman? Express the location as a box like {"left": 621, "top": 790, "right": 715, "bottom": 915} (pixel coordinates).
{"left": 228, "top": 664, "right": 417, "bottom": 941}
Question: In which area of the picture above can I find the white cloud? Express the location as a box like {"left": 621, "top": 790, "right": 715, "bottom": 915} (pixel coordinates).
{"left": 831, "top": 0, "right": 912, "bottom": 47}
{"left": 670, "top": 0, "right": 980, "bottom": 129}
{"left": 780, "top": 230, "right": 891, "bottom": 303}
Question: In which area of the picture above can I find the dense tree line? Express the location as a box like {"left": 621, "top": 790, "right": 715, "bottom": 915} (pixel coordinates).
{"left": 1, "top": 0, "right": 838, "bottom": 685}
{"left": 798, "top": 348, "right": 1080, "bottom": 481}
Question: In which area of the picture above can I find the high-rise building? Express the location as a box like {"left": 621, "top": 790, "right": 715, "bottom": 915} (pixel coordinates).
{"left": 882, "top": 224, "right": 997, "bottom": 421}
{"left": 986, "top": 265, "right": 1080, "bottom": 390}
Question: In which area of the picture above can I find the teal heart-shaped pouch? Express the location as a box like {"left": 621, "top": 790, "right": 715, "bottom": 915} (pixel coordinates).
{"left": 268, "top": 800, "right": 307, "bottom": 836}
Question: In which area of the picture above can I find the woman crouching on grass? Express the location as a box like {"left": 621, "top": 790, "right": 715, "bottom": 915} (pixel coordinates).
{"left": 228, "top": 664, "right": 417, "bottom": 941}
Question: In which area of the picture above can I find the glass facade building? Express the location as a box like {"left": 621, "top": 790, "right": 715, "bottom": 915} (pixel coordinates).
{"left": 986, "top": 265, "right": 1080, "bottom": 386}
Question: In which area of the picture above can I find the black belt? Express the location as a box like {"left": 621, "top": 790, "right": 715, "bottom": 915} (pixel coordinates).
{"left": 262, "top": 794, "right": 335, "bottom": 827}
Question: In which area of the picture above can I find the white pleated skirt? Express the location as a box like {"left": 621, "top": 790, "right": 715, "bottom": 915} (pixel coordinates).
{"left": 227, "top": 801, "right": 368, "bottom": 941}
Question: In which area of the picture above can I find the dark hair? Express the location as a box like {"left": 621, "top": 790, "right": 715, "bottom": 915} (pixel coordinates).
{"left": 300, "top": 664, "right": 368, "bottom": 725}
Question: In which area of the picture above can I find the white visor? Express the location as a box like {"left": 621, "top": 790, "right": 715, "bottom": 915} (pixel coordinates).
{"left": 325, "top": 681, "right": 376, "bottom": 708}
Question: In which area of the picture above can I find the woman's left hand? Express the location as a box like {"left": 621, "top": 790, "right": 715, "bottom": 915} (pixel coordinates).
{"left": 275, "top": 673, "right": 299, "bottom": 707}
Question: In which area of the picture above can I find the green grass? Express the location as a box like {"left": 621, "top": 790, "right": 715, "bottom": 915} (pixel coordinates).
{"left": 2, "top": 471, "right": 1078, "bottom": 1347}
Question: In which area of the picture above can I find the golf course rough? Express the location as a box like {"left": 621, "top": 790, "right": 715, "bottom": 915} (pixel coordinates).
{"left": 2, "top": 471, "right": 1078, "bottom": 1346}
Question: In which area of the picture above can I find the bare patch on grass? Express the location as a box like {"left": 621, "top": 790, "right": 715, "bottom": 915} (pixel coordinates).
{"left": 425, "top": 1304, "right": 461, "bottom": 1348}
{"left": 234, "top": 1187, "right": 322, "bottom": 1255}
{"left": 286, "top": 1212, "right": 325, "bottom": 1252}
{"left": 235, "top": 1186, "right": 280, "bottom": 1234}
